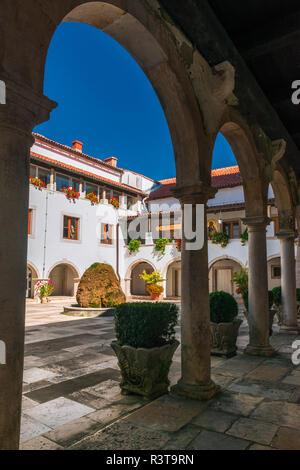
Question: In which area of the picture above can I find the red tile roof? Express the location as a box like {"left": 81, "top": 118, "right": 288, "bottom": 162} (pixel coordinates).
{"left": 149, "top": 166, "right": 242, "bottom": 200}
{"left": 33, "top": 133, "right": 124, "bottom": 173}
{"left": 30, "top": 151, "right": 147, "bottom": 196}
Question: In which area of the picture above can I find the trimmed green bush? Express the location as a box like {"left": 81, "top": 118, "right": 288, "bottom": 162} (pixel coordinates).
{"left": 272, "top": 286, "right": 282, "bottom": 307}
{"left": 210, "top": 291, "right": 238, "bottom": 323}
{"left": 268, "top": 290, "right": 274, "bottom": 309}
{"left": 114, "top": 302, "right": 178, "bottom": 349}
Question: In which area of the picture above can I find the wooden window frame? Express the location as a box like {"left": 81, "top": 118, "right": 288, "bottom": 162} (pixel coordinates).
{"left": 63, "top": 216, "right": 79, "bottom": 241}
{"left": 222, "top": 220, "right": 241, "bottom": 239}
{"left": 101, "top": 223, "right": 113, "bottom": 245}
{"left": 28, "top": 209, "right": 33, "bottom": 235}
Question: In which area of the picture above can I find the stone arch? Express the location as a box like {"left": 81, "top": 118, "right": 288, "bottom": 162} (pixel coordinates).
{"left": 271, "top": 166, "right": 295, "bottom": 232}
{"left": 4, "top": 0, "right": 209, "bottom": 186}
{"left": 209, "top": 256, "right": 244, "bottom": 297}
{"left": 165, "top": 258, "right": 182, "bottom": 298}
{"left": 129, "top": 260, "right": 155, "bottom": 297}
{"left": 26, "top": 262, "right": 39, "bottom": 298}
{"left": 48, "top": 261, "right": 80, "bottom": 297}
{"left": 215, "top": 109, "right": 269, "bottom": 218}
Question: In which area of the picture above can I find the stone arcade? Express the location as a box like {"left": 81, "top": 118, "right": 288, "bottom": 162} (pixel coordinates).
{"left": 0, "top": 0, "right": 300, "bottom": 449}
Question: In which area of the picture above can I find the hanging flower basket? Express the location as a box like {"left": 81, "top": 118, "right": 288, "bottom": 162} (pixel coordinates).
{"left": 155, "top": 238, "right": 170, "bottom": 256}
{"left": 175, "top": 238, "right": 182, "bottom": 252}
{"left": 61, "top": 186, "right": 80, "bottom": 203}
{"left": 86, "top": 192, "right": 99, "bottom": 205}
{"left": 110, "top": 197, "right": 120, "bottom": 209}
{"left": 29, "top": 177, "right": 46, "bottom": 190}
{"left": 128, "top": 239, "right": 141, "bottom": 255}
{"left": 208, "top": 231, "right": 229, "bottom": 248}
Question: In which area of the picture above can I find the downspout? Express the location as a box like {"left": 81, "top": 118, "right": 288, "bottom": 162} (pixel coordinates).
{"left": 116, "top": 222, "right": 120, "bottom": 281}
{"left": 42, "top": 189, "right": 49, "bottom": 278}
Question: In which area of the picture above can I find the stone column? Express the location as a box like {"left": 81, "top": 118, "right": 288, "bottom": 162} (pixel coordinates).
{"left": 0, "top": 78, "right": 56, "bottom": 449}
{"left": 243, "top": 216, "right": 276, "bottom": 356}
{"left": 278, "top": 231, "right": 299, "bottom": 332}
{"left": 171, "top": 183, "right": 219, "bottom": 400}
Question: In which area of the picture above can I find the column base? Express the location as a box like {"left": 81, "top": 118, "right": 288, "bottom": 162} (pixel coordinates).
{"left": 279, "top": 325, "right": 300, "bottom": 334}
{"left": 171, "top": 379, "right": 220, "bottom": 401}
{"left": 244, "top": 344, "right": 276, "bottom": 357}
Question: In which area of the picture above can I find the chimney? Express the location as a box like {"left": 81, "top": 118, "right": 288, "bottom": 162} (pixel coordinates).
{"left": 105, "top": 156, "right": 118, "bottom": 168}
{"left": 72, "top": 140, "right": 83, "bottom": 153}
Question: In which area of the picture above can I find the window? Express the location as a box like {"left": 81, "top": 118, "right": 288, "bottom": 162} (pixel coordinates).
{"left": 223, "top": 220, "right": 241, "bottom": 239}
{"left": 38, "top": 167, "right": 50, "bottom": 186}
{"left": 63, "top": 216, "right": 79, "bottom": 240}
{"left": 72, "top": 179, "right": 81, "bottom": 192}
{"left": 28, "top": 209, "right": 33, "bottom": 235}
{"left": 56, "top": 173, "right": 71, "bottom": 191}
{"left": 271, "top": 266, "right": 281, "bottom": 279}
{"left": 30, "top": 165, "right": 37, "bottom": 178}
{"left": 85, "top": 182, "right": 98, "bottom": 195}
{"left": 101, "top": 223, "right": 113, "bottom": 245}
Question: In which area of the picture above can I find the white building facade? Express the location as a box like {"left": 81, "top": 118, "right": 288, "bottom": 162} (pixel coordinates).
{"left": 27, "top": 135, "right": 298, "bottom": 302}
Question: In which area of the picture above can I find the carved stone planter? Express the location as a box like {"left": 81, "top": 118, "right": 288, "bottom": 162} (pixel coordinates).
{"left": 210, "top": 319, "right": 242, "bottom": 358}
{"left": 111, "top": 340, "right": 179, "bottom": 399}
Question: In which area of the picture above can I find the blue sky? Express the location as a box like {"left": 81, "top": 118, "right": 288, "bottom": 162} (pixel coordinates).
{"left": 35, "top": 22, "right": 236, "bottom": 181}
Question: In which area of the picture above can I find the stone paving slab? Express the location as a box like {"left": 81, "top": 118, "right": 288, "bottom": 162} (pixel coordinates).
{"left": 123, "top": 394, "right": 208, "bottom": 433}
{"left": 21, "top": 305, "right": 300, "bottom": 450}
{"left": 24, "top": 397, "right": 95, "bottom": 429}
{"left": 226, "top": 417, "right": 278, "bottom": 445}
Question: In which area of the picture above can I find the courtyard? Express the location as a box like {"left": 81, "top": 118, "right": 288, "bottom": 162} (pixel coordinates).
{"left": 21, "top": 302, "right": 300, "bottom": 450}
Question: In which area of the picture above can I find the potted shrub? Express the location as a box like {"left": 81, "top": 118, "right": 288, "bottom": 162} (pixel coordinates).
{"left": 111, "top": 302, "right": 179, "bottom": 399}
{"left": 210, "top": 291, "right": 242, "bottom": 357}
{"left": 240, "top": 228, "right": 248, "bottom": 246}
{"left": 35, "top": 280, "right": 55, "bottom": 303}
{"left": 139, "top": 270, "right": 164, "bottom": 300}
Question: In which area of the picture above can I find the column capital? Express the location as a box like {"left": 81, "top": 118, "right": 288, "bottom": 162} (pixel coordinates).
{"left": 277, "top": 230, "right": 296, "bottom": 240}
{"left": 0, "top": 74, "right": 57, "bottom": 138}
{"left": 172, "top": 182, "right": 217, "bottom": 204}
{"left": 242, "top": 216, "right": 270, "bottom": 229}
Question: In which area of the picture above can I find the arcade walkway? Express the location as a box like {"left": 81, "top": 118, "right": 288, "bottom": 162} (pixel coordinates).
{"left": 21, "top": 312, "right": 300, "bottom": 450}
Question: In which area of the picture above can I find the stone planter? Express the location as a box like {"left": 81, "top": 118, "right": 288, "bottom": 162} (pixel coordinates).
{"left": 210, "top": 318, "right": 242, "bottom": 358}
{"left": 111, "top": 340, "right": 179, "bottom": 399}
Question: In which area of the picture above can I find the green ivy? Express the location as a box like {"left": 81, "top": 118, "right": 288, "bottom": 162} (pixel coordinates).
{"left": 155, "top": 238, "right": 170, "bottom": 255}
{"left": 241, "top": 228, "right": 248, "bottom": 246}
{"left": 128, "top": 239, "right": 141, "bottom": 255}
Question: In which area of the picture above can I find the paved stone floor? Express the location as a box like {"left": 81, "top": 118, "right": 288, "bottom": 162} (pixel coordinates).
{"left": 21, "top": 303, "right": 300, "bottom": 450}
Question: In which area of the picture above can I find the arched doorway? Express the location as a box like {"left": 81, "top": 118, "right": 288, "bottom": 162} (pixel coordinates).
{"left": 166, "top": 260, "right": 181, "bottom": 298}
{"left": 209, "top": 258, "right": 243, "bottom": 298}
{"left": 49, "top": 263, "right": 79, "bottom": 297}
{"left": 130, "top": 262, "right": 154, "bottom": 296}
